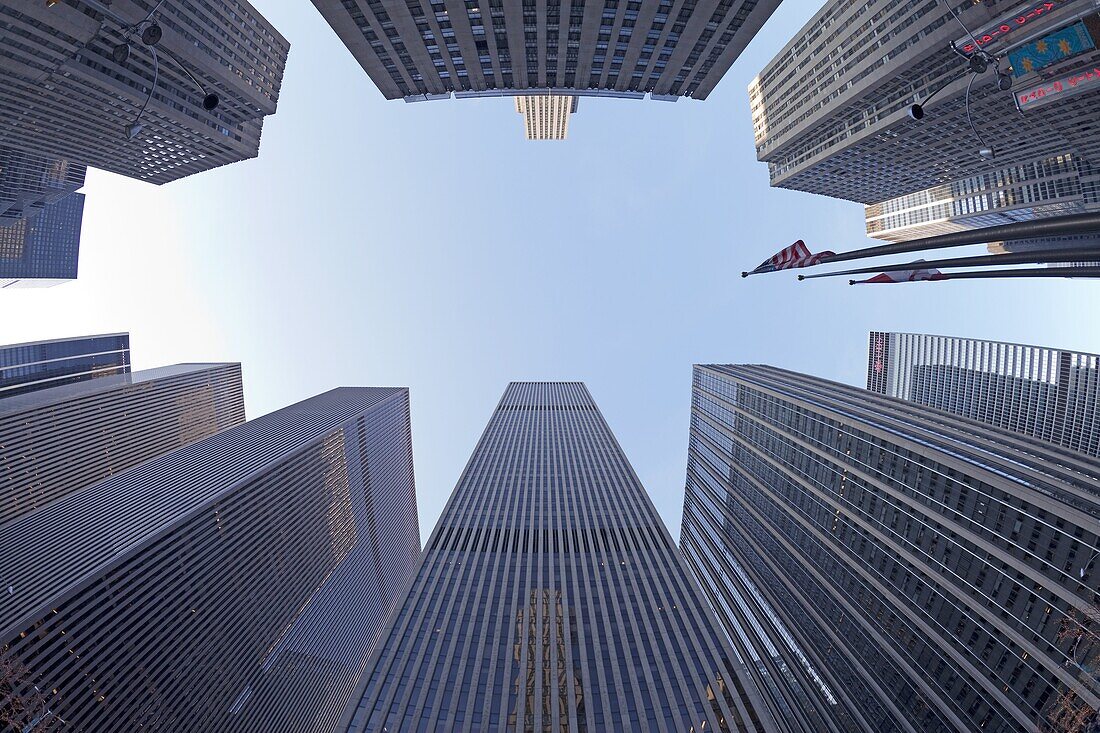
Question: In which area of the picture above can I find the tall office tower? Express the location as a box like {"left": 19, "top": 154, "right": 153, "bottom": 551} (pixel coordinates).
{"left": 864, "top": 154, "right": 1100, "bottom": 243}
{"left": 310, "top": 0, "right": 781, "bottom": 108}
{"left": 0, "top": 387, "right": 419, "bottom": 733}
{"left": 0, "top": 333, "right": 130, "bottom": 398}
{"left": 0, "top": 147, "right": 86, "bottom": 224}
{"left": 751, "top": 0, "right": 1100, "bottom": 205}
{"left": 867, "top": 331, "right": 1100, "bottom": 458}
{"left": 0, "top": 362, "right": 244, "bottom": 525}
{"left": 341, "top": 382, "right": 775, "bottom": 733}
{"left": 0, "top": 1, "right": 289, "bottom": 184}
{"left": 0, "top": 192, "right": 85, "bottom": 287}
{"left": 681, "top": 364, "right": 1100, "bottom": 733}
{"left": 0, "top": 147, "right": 87, "bottom": 286}
{"left": 515, "top": 94, "right": 578, "bottom": 139}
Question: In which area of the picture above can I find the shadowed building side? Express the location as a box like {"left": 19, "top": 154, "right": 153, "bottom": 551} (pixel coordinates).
{"left": 682, "top": 364, "right": 1100, "bottom": 733}
{"left": 0, "top": 1, "right": 289, "bottom": 184}
{"left": 310, "top": 0, "right": 781, "bottom": 111}
{"left": 0, "top": 387, "right": 418, "bottom": 733}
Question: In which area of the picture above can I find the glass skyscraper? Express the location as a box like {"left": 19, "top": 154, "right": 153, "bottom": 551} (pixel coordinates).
{"left": 341, "top": 382, "right": 775, "bottom": 733}
{"left": 0, "top": 387, "right": 419, "bottom": 733}
{"left": 681, "top": 364, "right": 1100, "bottom": 733}
{"left": 868, "top": 332, "right": 1100, "bottom": 457}
{"left": 0, "top": 146, "right": 87, "bottom": 286}
{"left": 0, "top": 333, "right": 130, "bottom": 398}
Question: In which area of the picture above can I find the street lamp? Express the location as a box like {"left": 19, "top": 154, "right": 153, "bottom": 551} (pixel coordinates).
{"left": 49, "top": 0, "right": 220, "bottom": 139}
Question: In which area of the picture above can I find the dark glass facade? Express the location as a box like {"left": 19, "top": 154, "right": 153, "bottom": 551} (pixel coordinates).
{"left": 0, "top": 333, "right": 129, "bottom": 398}
{"left": 0, "top": 387, "right": 419, "bottom": 733}
{"left": 681, "top": 365, "right": 1100, "bottom": 733}
{"left": 342, "top": 382, "right": 776, "bottom": 733}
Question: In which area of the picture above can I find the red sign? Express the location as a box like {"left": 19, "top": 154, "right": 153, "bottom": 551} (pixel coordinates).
{"left": 956, "top": 0, "right": 1066, "bottom": 53}
{"left": 1017, "top": 66, "right": 1100, "bottom": 109}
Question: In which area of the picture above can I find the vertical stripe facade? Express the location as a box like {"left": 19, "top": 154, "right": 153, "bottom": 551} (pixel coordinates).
{"left": 0, "top": 387, "right": 418, "bottom": 733}
{"left": 867, "top": 332, "right": 1100, "bottom": 457}
{"left": 224, "top": 389, "right": 421, "bottom": 733}
{"left": 343, "top": 382, "right": 775, "bottom": 733}
{"left": 682, "top": 365, "right": 1100, "bottom": 733}
{"left": 0, "top": 362, "right": 244, "bottom": 526}
{"left": 310, "top": 0, "right": 780, "bottom": 102}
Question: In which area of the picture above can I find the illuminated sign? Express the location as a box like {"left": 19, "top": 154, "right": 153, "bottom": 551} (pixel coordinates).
{"left": 1007, "top": 20, "right": 1096, "bottom": 76}
{"left": 1017, "top": 65, "right": 1100, "bottom": 109}
{"left": 956, "top": 0, "right": 1072, "bottom": 54}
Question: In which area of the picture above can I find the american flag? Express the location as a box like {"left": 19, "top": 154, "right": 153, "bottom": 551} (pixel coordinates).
{"left": 751, "top": 240, "right": 835, "bottom": 274}
{"left": 851, "top": 263, "right": 946, "bottom": 284}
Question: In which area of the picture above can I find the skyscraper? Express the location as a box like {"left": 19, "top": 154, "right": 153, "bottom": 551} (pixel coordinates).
{"left": 515, "top": 94, "right": 578, "bottom": 139}
{"left": 340, "top": 382, "right": 775, "bottom": 733}
{"left": 751, "top": 0, "right": 1100, "bottom": 204}
{"left": 867, "top": 331, "right": 1100, "bottom": 458}
{"left": 310, "top": 0, "right": 781, "bottom": 108}
{"left": 0, "top": 362, "right": 245, "bottom": 525}
{"left": 0, "top": 387, "right": 419, "bottom": 733}
{"left": 1, "top": 1, "right": 289, "bottom": 184}
{"left": 0, "top": 147, "right": 87, "bottom": 286}
{"left": 681, "top": 364, "right": 1100, "bottom": 733}
{"left": 0, "top": 333, "right": 130, "bottom": 398}
{"left": 863, "top": 154, "right": 1100, "bottom": 243}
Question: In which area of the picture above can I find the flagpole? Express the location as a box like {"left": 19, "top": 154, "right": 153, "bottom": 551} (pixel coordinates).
{"left": 743, "top": 211, "right": 1100, "bottom": 276}
{"left": 823, "top": 212, "right": 1100, "bottom": 265}
{"left": 848, "top": 266, "right": 1100, "bottom": 284}
{"left": 797, "top": 248, "right": 1100, "bottom": 280}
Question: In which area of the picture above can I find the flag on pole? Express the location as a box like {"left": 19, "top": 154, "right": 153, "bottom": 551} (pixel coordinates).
{"left": 851, "top": 262, "right": 946, "bottom": 284}
{"left": 748, "top": 240, "right": 835, "bottom": 274}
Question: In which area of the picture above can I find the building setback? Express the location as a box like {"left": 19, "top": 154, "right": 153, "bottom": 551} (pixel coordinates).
{"left": 340, "top": 382, "right": 776, "bottom": 733}
{"left": 0, "top": 362, "right": 245, "bottom": 526}
{"left": 681, "top": 364, "right": 1100, "bottom": 733}
{"left": 310, "top": 0, "right": 781, "bottom": 104}
{"left": 751, "top": 0, "right": 1100, "bottom": 204}
{"left": 0, "top": 387, "right": 419, "bottom": 733}
{"left": 0, "top": 1, "right": 289, "bottom": 184}
{"left": 0, "top": 333, "right": 130, "bottom": 398}
{"left": 868, "top": 331, "right": 1100, "bottom": 458}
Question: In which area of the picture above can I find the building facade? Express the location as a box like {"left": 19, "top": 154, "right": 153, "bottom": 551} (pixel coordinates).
{"left": 751, "top": 0, "right": 1100, "bottom": 204}
{"left": 0, "top": 362, "right": 245, "bottom": 526}
{"left": 868, "top": 331, "right": 1100, "bottom": 457}
{"left": 681, "top": 364, "right": 1100, "bottom": 733}
{"left": 340, "top": 382, "right": 775, "bottom": 733}
{"left": 0, "top": 1, "right": 289, "bottom": 184}
{"left": 864, "top": 153, "right": 1100, "bottom": 243}
{"left": 0, "top": 192, "right": 84, "bottom": 287}
{"left": 310, "top": 0, "right": 781, "bottom": 105}
{"left": 515, "top": 94, "right": 578, "bottom": 139}
{"left": 0, "top": 333, "right": 130, "bottom": 398}
{"left": 0, "top": 147, "right": 87, "bottom": 286}
{"left": 0, "top": 387, "right": 419, "bottom": 733}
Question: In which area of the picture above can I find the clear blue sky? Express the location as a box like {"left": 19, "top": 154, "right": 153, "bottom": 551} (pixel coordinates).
{"left": 4, "top": 0, "right": 1098, "bottom": 543}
